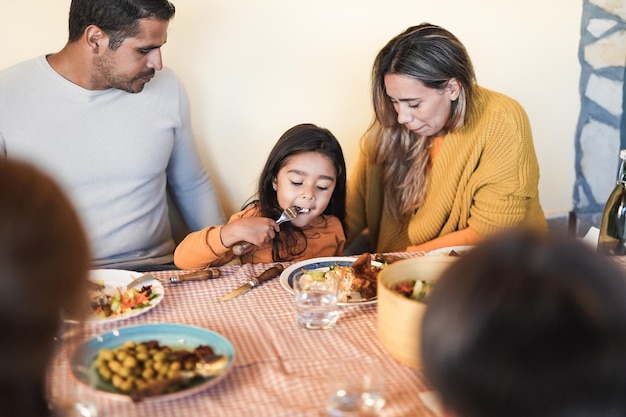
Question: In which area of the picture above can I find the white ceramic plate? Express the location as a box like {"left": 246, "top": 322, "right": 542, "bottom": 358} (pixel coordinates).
{"left": 70, "top": 323, "right": 235, "bottom": 402}
{"left": 87, "top": 269, "right": 165, "bottom": 323}
{"left": 425, "top": 245, "right": 474, "bottom": 257}
{"left": 280, "top": 256, "right": 382, "bottom": 305}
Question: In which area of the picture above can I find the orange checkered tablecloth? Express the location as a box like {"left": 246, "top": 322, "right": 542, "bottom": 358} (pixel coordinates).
{"left": 47, "top": 254, "right": 438, "bottom": 417}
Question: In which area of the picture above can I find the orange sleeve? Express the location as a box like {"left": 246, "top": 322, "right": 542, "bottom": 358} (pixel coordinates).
{"left": 173, "top": 226, "right": 232, "bottom": 270}
{"left": 406, "top": 226, "right": 482, "bottom": 253}
{"left": 174, "top": 207, "right": 258, "bottom": 269}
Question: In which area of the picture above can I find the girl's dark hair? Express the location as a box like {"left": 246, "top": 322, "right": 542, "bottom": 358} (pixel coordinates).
{"left": 68, "top": 0, "right": 175, "bottom": 49}
{"left": 250, "top": 123, "right": 346, "bottom": 262}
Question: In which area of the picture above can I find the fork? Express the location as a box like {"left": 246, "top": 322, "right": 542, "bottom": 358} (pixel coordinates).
{"left": 232, "top": 206, "right": 302, "bottom": 256}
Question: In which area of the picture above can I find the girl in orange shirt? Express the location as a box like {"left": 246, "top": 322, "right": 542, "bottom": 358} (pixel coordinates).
{"left": 174, "top": 123, "right": 347, "bottom": 269}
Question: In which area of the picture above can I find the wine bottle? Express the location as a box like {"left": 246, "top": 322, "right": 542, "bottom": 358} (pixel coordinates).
{"left": 598, "top": 149, "right": 626, "bottom": 255}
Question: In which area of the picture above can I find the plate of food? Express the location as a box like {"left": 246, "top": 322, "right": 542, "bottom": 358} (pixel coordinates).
{"left": 425, "top": 245, "right": 474, "bottom": 257}
{"left": 70, "top": 323, "right": 235, "bottom": 402}
{"left": 390, "top": 279, "right": 435, "bottom": 303}
{"left": 280, "top": 254, "right": 384, "bottom": 305}
{"left": 87, "top": 269, "right": 165, "bottom": 323}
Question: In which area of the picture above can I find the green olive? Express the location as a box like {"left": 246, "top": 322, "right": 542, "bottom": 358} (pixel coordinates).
{"left": 99, "top": 368, "right": 112, "bottom": 381}
{"left": 111, "top": 374, "right": 124, "bottom": 389}
{"left": 98, "top": 349, "right": 114, "bottom": 361}
{"left": 142, "top": 368, "right": 155, "bottom": 380}
{"left": 120, "top": 380, "right": 133, "bottom": 392}
{"left": 117, "top": 366, "right": 131, "bottom": 378}
{"left": 107, "top": 360, "right": 122, "bottom": 373}
{"left": 122, "top": 356, "right": 137, "bottom": 368}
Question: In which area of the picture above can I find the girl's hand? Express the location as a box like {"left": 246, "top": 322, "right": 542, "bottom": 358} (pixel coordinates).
{"left": 220, "top": 217, "right": 279, "bottom": 248}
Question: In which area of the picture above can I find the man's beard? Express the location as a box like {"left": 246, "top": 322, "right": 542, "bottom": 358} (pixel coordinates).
{"left": 92, "top": 55, "right": 154, "bottom": 93}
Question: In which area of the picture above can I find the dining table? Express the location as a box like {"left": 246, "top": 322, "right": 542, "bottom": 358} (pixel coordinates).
{"left": 45, "top": 252, "right": 443, "bottom": 417}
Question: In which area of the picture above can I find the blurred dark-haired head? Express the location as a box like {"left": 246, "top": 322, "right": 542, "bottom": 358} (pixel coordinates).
{"left": 0, "top": 159, "right": 90, "bottom": 379}
{"left": 421, "top": 229, "right": 626, "bottom": 417}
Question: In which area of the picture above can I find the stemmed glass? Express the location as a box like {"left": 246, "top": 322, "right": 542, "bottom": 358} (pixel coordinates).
{"left": 49, "top": 317, "right": 98, "bottom": 417}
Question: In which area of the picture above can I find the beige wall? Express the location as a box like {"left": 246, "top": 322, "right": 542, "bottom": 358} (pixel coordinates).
{"left": 0, "top": 0, "right": 581, "bottom": 217}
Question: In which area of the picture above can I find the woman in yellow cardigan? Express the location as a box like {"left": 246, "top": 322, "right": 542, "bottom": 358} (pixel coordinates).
{"left": 346, "top": 23, "right": 547, "bottom": 254}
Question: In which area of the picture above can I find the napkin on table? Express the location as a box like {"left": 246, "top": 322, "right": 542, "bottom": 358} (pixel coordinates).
{"left": 419, "top": 390, "right": 443, "bottom": 416}
{"left": 583, "top": 226, "right": 599, "bottom": 248}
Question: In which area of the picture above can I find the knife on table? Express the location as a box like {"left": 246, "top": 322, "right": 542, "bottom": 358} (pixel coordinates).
{"left": 218, "top": 264, "right": 284, "bottom": 302}
{"left": 126, "top": 268, "right": 221, "bottom": 290}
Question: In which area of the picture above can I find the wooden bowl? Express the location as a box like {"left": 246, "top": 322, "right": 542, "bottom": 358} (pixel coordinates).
{"left": 377, "top": 256, "right": 457, "bottom": 369}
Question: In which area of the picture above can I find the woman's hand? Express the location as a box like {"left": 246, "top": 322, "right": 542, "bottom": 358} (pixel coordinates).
{"left": 219, "top": 217, "right": 280, "bottom": 248}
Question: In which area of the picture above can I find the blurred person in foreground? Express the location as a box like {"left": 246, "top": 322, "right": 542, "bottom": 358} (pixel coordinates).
{"left": 0, "top": 159, "right": 90, "bottom": 417}
{"left": 0, "top": 0, "right": 225, "bottom": 271}
{"left": 345, "top": 23, "right": 546, "bottom": 254}
{"left": 421, "top": 229, "right": 626, "bottom": 417}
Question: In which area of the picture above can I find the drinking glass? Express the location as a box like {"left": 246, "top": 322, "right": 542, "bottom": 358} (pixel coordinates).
{"left": 293, "top": 274, "right": 339, "bottom": 330}
{"left": 326, "top": 359, "right": 386, "bottom": 416}
{"left": 50, "top": 319, "right": 99, "bottom": 417}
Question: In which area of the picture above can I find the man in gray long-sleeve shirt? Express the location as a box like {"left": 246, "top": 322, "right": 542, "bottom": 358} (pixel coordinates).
{"left": 0, "top": 0, "right": 225, "bottom": 270}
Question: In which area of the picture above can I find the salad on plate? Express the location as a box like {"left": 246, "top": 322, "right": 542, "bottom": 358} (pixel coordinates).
{"left": 87, "top": 269, "right": 165, "bottom": 322}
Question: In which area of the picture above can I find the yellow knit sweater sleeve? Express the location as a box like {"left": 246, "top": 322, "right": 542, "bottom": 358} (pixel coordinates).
{"left": 407, "top": 87, "right": 547, "bottom": 246}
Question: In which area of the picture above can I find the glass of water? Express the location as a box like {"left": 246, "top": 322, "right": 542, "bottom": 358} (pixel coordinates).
{"left": 294, "top": 274, "right": 339, "bottom": 330}
{"left": 326, "top": 359, "right": 386, "bottom": 416}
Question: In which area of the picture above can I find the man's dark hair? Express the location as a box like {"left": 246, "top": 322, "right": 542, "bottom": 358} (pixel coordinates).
{"left": 68, "top": 0, "right": 175, "bottom": 49}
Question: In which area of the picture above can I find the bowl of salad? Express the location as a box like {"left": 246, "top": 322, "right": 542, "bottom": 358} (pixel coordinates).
{"left": 377, "top": 256, "right": 457, "bottom": 369}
